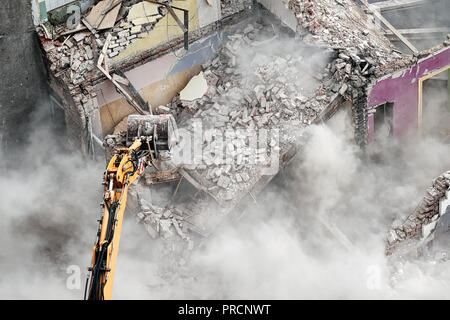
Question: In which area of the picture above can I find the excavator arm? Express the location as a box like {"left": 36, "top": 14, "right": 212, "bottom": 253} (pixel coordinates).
{"left": 84, "top": 114, "right": 178, "bottom": 300}
{"left": 85, "top": 138, "right": 149, "bottom": 300}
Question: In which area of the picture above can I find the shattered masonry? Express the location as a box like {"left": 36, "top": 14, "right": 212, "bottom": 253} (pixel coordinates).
{"left": 386, "top": 171, "right": 450, "bottom": 255}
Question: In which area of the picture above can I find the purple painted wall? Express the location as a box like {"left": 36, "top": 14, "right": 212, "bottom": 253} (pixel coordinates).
{"left": 368, "top": 46, "right": 450, "bottom": 141}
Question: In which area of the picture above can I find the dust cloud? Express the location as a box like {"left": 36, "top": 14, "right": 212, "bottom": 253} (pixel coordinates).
{"left": 1, "top": 104, "right": 449, "bottom": 299}
{"left": 111, "top": 22, "right": 450, "bottom": 299}
{"left": 0, "top": 104, "right": 103, "bottom": 299}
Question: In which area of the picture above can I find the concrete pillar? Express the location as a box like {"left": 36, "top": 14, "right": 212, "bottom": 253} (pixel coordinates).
{"left": 256, "top": 0, "right": 297, "bottom": 32}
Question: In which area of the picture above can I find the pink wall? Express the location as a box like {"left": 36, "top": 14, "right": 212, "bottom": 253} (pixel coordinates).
{"left": 368, "top": 46, "right": 450, "bottom": 141}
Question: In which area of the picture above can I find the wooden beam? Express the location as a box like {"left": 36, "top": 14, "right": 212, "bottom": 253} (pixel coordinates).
{"left": 385, "top": 27, "right": 450, "bottom": 35}
{"left": 97, "top": 33, "right": 146, "bottom": 115}
{"left": 178, "top": 168, "right": 208, "bottom": 192}
{"left": 166, "top": 5, "right": 188, "bottom": 33}
{"left": 115, "top": 69, "right": 151, "bottom": 113}
{"left": 81, "top": 18, "right": 97, "bottom": 35}
{"left": 359, "top": 0, "right": 419, "bottom": 54}
{"left": 93, "top": 0, "right": 121, "bottom": 29}
{"left": 384, "top": 27, "right": 450, "bottom": 39}
{"left": 318, "top": 215, "right": 354, "bottom": 251}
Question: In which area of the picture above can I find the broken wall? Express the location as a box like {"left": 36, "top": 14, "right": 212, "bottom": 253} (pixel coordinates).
{"left": 96, "top": 31, "right": 225, "bottom": 135}
{"left": 96, "top": 0, "right": 300, "bottom": 136}
{"left": 368, "top": 46, "right": 450, "bottom": 141}
{"left": 109, "top": 0, "right": 223, "bottom": 64}
{"left": 35, "top": 0, "right": 255, "bottom": 156}
{"left": 285, "top": 0, "right": 402, "bottom": 147}
{"left": 386, "top": 170, "right": 450, "bottom": 256}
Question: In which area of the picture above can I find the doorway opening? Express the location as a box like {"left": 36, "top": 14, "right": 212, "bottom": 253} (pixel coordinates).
{"left": 373, "top": 102, "right": 394, "bottom": 141}
{"left": 419, "top": 65, "right": 450, "bottom": 141}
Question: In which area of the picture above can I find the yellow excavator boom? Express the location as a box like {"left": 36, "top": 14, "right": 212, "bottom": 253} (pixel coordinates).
{"left": 84, "top": 114, "right": 177, "bottom": 300}
{"left": 85, "top": 138, "right": 148, "bottom": 300}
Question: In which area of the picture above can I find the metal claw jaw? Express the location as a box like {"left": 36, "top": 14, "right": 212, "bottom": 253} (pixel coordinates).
{"left": 126, "top": 114, "right": 179, "bottom": 153}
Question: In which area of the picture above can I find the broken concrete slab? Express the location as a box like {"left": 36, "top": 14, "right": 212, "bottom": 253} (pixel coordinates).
{"left": 180, "top": 71, "right": 208, "bottom": 101}
{"left": 85, "top": 0, "right": 122, "bottom": 31}
{"left": 73, "top": 31, "right": 89, "bottom": 42}
{"left": 127, "top": 1, "right": 161, "bottom": 26}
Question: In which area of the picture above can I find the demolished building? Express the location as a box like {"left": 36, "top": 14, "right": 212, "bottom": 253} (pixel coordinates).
{"left": 33, "top": 0, "right": 450, "bottom": 252}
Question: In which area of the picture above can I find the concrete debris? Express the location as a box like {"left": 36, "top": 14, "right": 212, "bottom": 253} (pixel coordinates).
{"left": 73, "top": 32, "right": 89, "bottom": 43}
{"left": 155, "top": 22, "right": 334, "bottom": 222}
{"left": 386, "top": 171, "right": 450, "bottom": 255}
{"left": 84, "top": 0, "right": 122, "bottom": 30}
{"left": 134, "top": 198, "right": 203, "bottom": 243}
{"left": 180, "top": 71, "right": 208, "bottom": 102}
{"left": 130, "top": 25, "right": 142, "bottom": 34}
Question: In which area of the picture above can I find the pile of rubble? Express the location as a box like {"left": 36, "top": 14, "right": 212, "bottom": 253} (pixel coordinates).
{"left": 104, "top": 1, "right": 447, "bottom": 250}
{"left": 120, "top": 0, "right": 422, "bottom": 246}
{"left": 386, "top": 171, "right": 450, "bottom": 255}
{"left": 35, "top": 0, "right": 177, "bottom": 152}
{"left": 136, "top": 198, "right": 192, "bottom": 242}
{"left": 288, "top": 0, "right": 409, "bottom": 73}
{"left": 124, "top": 21, "right": 347, "bottom": 245}
{"left": 177, "top": 24, "right": 331, "bottom": 200}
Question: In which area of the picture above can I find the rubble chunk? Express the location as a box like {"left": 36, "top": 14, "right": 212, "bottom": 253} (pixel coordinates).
{"left": 180, "top": 72, "right": 208, "bottom": 101}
